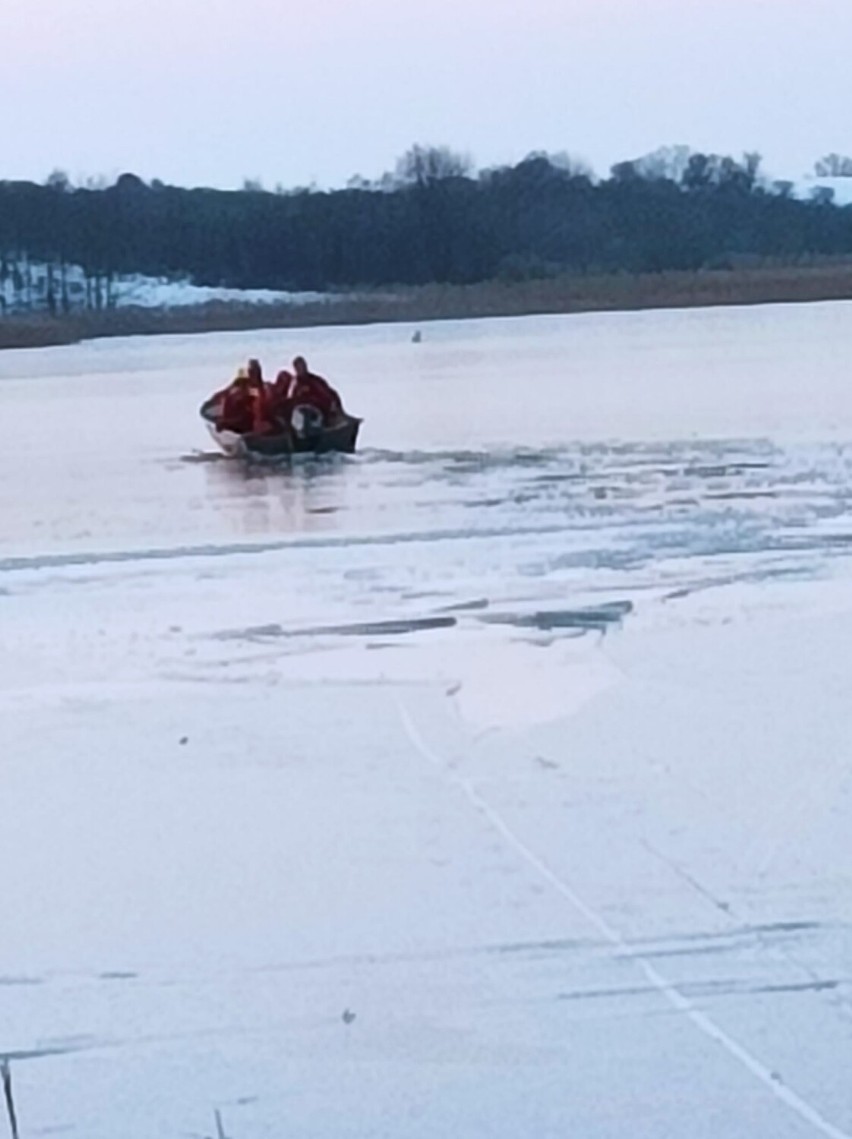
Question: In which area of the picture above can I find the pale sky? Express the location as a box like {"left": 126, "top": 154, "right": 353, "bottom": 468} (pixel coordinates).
{"left": 3, "top": 0, "right": 850, "bottom": 189}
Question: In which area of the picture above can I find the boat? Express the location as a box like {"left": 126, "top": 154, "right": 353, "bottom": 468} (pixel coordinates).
{"left": 200, "top": 394, "right": 362, "bottom": 458}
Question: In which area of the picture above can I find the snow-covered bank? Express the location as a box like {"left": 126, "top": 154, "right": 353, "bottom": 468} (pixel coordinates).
{"left": 7, "top": 260, "right": 852, "bottom": 356}
{"left": 0, "top": 258, "right": 341, "bottom": 315}
{"left": 112, "top": 276, "right": 337, "bottom": 309}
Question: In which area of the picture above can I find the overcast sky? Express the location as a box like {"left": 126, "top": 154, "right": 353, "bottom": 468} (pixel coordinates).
{"left": 3, "top": 0, "right": 849, "bottom": 189}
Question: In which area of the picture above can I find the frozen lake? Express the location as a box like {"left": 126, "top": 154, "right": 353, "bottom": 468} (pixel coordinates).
{"left": 3, "top": 302, "right": 852, "bottom": 1138}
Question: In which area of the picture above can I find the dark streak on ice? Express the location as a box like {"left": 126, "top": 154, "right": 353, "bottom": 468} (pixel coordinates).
{"left": 440, "top": 598, "right": 490, "bottom": 613}
{"left": 216, "top": 616, "right": 458, "bottom": 641}
{"left": 479, "top": 601, "right": 633, "bottom": 632}
{"left": 0, "top": 523, "right": 573, "bottom": 575}
{"left": 557, "top": 977, "right": 841, "bottom": 1004}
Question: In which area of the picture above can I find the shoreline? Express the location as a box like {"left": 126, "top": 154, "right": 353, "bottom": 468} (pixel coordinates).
{"left": 3, "top": 262, "right": 852, "bottom": 350}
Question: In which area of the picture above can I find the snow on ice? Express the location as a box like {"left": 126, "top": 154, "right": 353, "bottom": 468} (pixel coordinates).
{"left": 2, "top": 304, "right": 852, "bottom": 1138}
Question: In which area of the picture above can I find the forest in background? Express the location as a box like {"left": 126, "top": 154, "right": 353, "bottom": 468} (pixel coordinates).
{"left": 2, "top": 145, "right": 852, "bottom": 318}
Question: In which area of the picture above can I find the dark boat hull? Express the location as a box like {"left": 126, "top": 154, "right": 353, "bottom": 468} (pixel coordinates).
{"left": 200, "top": 397, "right": 361, "bottom": 458}
{"left": 242, "top": 416, "right": 361, "bottom": 457}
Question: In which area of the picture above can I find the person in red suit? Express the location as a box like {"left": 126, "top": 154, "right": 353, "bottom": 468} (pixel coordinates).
{"left": 289, "top": 356, "right": 344, "bottom": 424}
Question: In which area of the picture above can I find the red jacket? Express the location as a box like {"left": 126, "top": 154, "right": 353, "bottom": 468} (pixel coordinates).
{"left": 290, "top": 372, "right": 343, "bottom": 422}
{"left": 217, "top": 387, "right": 254, "bottom": 433}
{"left": 217, "top": 383, "right": 272, "bottom": 434}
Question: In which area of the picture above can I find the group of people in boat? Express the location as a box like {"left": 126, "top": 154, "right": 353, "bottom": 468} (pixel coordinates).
{"left": 213, "top": 356, "right": 345, "bottom": 438}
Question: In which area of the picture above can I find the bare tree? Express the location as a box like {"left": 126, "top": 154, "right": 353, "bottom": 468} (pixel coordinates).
{"left": 395, "top": 144, "right": 473, "bottom": 187}
{"left": 814, "top": 154, "right": 852, "bottom": 178}
{"left": 46, "top": 168, "right": 72, "bottom": 192}
{"left": 633, "top": 145, "right": 693, "bottom": 182}
{"left": 521, "top": 150, "right": 595, "bottom": 179}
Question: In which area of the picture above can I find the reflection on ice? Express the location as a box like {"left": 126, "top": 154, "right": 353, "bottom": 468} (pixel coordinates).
{"left": 196, "top": 450, "right": 354, "bottom": 538}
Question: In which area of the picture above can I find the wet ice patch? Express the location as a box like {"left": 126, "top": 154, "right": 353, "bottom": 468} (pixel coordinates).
{"left": 480, "top": 601, "right": 633, "bottom": 634}
{"left": 451, "top": 640, "right": 620, "bottom": 733}
{"left": 215, "top": 615, "right": 458, "bottom": 642}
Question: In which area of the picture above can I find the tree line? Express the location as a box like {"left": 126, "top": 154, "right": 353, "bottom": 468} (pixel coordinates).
{"left": 2, "top": 145, "right": 852, "bottom": 314}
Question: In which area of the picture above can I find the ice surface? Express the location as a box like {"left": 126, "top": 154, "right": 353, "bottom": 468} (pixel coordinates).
{"left": 2, "top": 303, "right": 852, "bottom": 1137}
